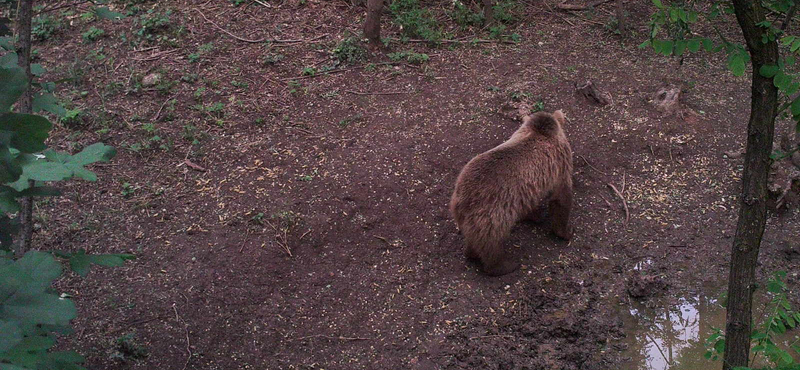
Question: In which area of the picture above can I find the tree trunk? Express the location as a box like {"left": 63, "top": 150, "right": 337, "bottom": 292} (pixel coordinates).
{"left": 364, "top": 0, "right": 383, "bottom": 47}
{"left": 483, "top": 0, "right": 494, "bottom": 25}
{"left": 14, "top": 0, "right": 34, "bottom": 257}
{"left": 724, "top": 1, "right": 779, "bottom": 369}
{"left": 615, "top": 0, "right": 627, "bottom": 36}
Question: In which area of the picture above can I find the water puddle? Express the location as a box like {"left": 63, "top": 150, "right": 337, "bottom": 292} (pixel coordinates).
{"left": 618, "top": 286, "right": 799, "bottom": 370}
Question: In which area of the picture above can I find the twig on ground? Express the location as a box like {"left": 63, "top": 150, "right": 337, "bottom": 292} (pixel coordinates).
{"left": 344, "top": 90, "right": 415, "bottom": 95}
{"left": 557, "top": 0, "right": 614, "bottom": 11}
{"left": 389, "top": 37, "right": 518, "bottom": 45}
{"left": 239, "top": 230, "right": 250, "bottom": 252}
{"left": 132, "top": 49, "right": 181, "bottom": 62}
{"left": 193, "top": 8, "right": 326, "bottom": 44}
{"left": 292, "top": 334, "right": 370, "bottom": 341}
{"left": 299, "top": 229, "right": 312, "bottom": 241}
{"left": 578, "top": 155, "right": 606, "bottom": 175}
{"left": 469, "top": 334, "right": 515, "bottom": 340}
{"left": 266, "top": 220, "right": 293, "bottom": 257}
{"left": 607, "top": 181, "right": 629, "bottom": 226}
{"left": 183, "top": 160, "right": 207, "bottom": 172}
{"left": 153, "top": 95, "right": 174, "bottom": 121}
{"left": 172, "top": 303, "right": 192, "bottom": 370}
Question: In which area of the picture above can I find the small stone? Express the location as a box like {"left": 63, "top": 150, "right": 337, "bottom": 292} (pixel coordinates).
{"left": 142, "top": 73, "right": 162, "bottom": 87}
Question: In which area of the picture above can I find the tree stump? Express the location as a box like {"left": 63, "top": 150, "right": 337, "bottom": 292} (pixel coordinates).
{"left": 653, "top": 85, "right": 682, "bottom": 116}
{"left": 575, "top": 80, "right": 610, "bottom": 106}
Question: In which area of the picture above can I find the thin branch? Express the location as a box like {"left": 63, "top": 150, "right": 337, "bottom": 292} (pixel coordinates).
{"left": 556, "top": 0, "right": 614, "bottom": 11}
{"left": 608, "top": 182, "right": 629, "bottom": 226}
{"left": 192, "top": 8, "right": 326, "bottom": 44}
{"left": 389, "top": 37, "right": 518, "bottom": 45}
{"left": 344, "top": 90, "right": 415, "bottom": 95}
{"left": 781, "top": 2, "right": 797, "bottom": 31}
{"left": 578, "top": 155, "right": 606, "bottom": 175}
{"left": 172, "top": 304, "right": 192, "bottom": 370}
{"left": 292, "top": 334, "right": 370, "bottom": 341}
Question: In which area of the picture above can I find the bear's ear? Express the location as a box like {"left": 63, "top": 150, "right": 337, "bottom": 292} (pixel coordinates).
{"left": 553, "top": 110, "right": 566, "bottom": 126}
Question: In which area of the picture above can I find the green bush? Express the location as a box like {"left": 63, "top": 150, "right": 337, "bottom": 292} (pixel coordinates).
{"left": 332, "top": 37, "right": 367, "bottom": 65}
{"left": 389, "top": 0, "right": 442, "bottom": 42}
{"left": 32, "top": 14, "right": 62, "bottom": 41}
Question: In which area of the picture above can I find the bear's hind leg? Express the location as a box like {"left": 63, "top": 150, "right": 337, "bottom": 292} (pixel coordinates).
{"left": 549, "top": 183, "right": 573, "bottom": 240}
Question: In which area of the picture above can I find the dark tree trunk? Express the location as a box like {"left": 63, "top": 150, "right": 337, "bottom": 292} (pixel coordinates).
{"left": 483, "top": 0, "right": 494, "bottom": 25}
{"left": 615, "top": 0, "right": 627, "bottom": 36}
{"left": 14, "top": 0, "right": 34, "bottom": 257}
{"left": 364, "top": 0, "right": 383, "bottom": 47}
{"left": 724, "top": 1, "right": 779, "bottom": 369}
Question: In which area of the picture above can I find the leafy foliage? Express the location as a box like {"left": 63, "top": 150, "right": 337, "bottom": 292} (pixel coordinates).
{"left": 32, "top": 14, "right": 63, "bottom": 41}
{"left": 704, "top": 272, "right": 800, "bottom": 369}
{"left": 389, "top": 0, "right": 443, "bottom": 42}
{"left": 0, "top": 64, "right": 116, "bottom": 250}
{"left": 388, "top": 50, "right": 430, "bottom": 64}
{"left": 641, "top": 0, "right": 800, "bottom": 132}
{"left": 0, "top": 249, "right": 134, "bottom": 369}
{"left": 332, "top": 36, "right": 367, "bottom": 65}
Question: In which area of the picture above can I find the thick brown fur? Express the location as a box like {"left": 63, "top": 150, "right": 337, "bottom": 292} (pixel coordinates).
{"left": 450, "top": 110, "right": 574, "bottom": 276}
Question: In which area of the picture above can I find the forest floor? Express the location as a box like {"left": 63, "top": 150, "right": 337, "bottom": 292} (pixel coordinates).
{"left": 17, "top": 0, "right": 800, "bottom": 368}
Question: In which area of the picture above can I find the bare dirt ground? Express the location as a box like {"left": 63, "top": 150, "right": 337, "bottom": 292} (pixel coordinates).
{"left": 20, "top": 0, "right": 800, "bottom": 368}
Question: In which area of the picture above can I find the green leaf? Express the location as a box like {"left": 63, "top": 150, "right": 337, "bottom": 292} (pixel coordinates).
{"left": 728, "top": 54, "right": 746, "bottom": 76}
{"left": 767, "top": 279, "right": 783, "bottom": 293}
{"left": 64, "top": 164, "right": 96, "bottom": 181}
{"left": 69, "top": 250, "right": 134, "bottom": 277}
{"left": 652, "top": 0, "right": 663, "bottom": 8}
{"left": 0, "top": 190, "right": 20, "bottom": 213}
{"left": 660, "top": 40, "right": 674, "bottom": 56}
{"left": 782, "top": 35, "right": 796, "bottom": 46}
{"left": 22, "top": 161, "right": 72, "bottom": 181}
{"left": 0, "top": 52, "right": 18, "bottom": 68}
{"left": 714, "top": 339, "right": 726, "bottom": 353}
{"left": 760, "top": 65, "right": 779, "bottom": 78}
{"left": 0, "top": 252, "right": 76, "bottom": 327}
{"left": 687, "top": 10, "right": 698, "bottom": 23}
{"left": 94, "top": 6, "right": 126, "bottom": 20}
{"left": 0, "top": 36, "right": 13, "bottom": 50}
{"left": 674, "top": 40, "right": 687, "bottom": 56}
{"left": 703, "top": 38, "right": 714, "bottom": 52}
{"left": 792, "top": 39, "right": 800, "bottom": 52}
{"left": 0, "top": 67, "right": 27, "bottom": 113}
{"left": 678, "top": 8, "right": 688, "bottom": 23}
{"left": 32, "top": 93, "right": 67, "bottom": 117}
{"left": 0, "top": 320, "right": 22, "bottom": 352}
{"left": 639, "top": 40, "right": 651, "bottom": 49}
{"left": 46, "top": 350, "right": 85, "bottom": 365}
{"left": 0, "top": 113, "right": 52, "bottom": 153}
{"left": 0, "top": 144, "right": 22, "bottom": 184}
{"left": 10, "top": 335, "right": 56, "bottom": 352}
{"left": 30, "top": 64, "right": 45, "bottom": 77}
{"left": 687, "top": 38, "right": 701, "bottom": 53}
{"left": 785, "top": 82, "right": 800, "bottom": 96}
{"left": 68, "top": 143, "right": 116, "bottom": 166}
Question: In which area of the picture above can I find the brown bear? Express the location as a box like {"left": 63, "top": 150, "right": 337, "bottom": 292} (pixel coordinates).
{"left": 450, "top": 110, "right": 574, "bottom": 276}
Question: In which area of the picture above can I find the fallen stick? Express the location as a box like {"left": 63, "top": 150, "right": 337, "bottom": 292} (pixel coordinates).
{"left": 607, "top": 182, "right": 629, "bottom": 226}
{"left": 193, "top": 8, "right": 326, "bottom": 44}
{"left": 344, "top": 90, "right": 415, "bottom": 95}
{"left": 578, "top": 155, "right": 606, "bottom": 175}
{"left": 557, "top": 0, "right": 614, "bottom": 11}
